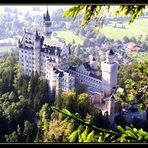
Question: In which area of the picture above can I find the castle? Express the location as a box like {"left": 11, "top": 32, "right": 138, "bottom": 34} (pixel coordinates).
{"left": 18, "top": 9, "right": 122, "bottom": 121}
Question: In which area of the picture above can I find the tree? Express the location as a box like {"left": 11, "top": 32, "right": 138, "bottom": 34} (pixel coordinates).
{"left": 52, "top": 107, "right": 148, "bottom": 143}
{"left": 76, "top": 83, "right": 86, "bottom": 95}
{"left": 77, "top": 93, "right": 90, "bottom": 116}
{"left": 63, "top": 5, "right": 146, "bottom": 28}
{"left": 70, "top": 56, "right": 82, "bottom": 66}
{"left": 123, "top": 36, "right": 130, "bottom": 43}
{"left": 23, "top": 121, "right": 35, "bottom": 142}
{"left": 61, "top": 90, "right": 77, "bottom": 113}
{"left": 36, "top": 103, "right": 51, "bottom": 142}
{"left": 8, "top": 92, "right": 17, "bottom": 102}
{"left": 42, "top": 118, "right": 75, "bottom": 142}
{"left": 131, "top": 36, "right": 137, "bottom": 43}
{"left": 5, "top": 131, "right": 18, "bottom": 142}
{"left": 118, "top": 61, "right": 148, "bottom": 109}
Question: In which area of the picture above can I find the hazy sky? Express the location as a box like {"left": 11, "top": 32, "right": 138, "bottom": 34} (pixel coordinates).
{"left": 0, "top": 5, "right": 73, "bottom": 15}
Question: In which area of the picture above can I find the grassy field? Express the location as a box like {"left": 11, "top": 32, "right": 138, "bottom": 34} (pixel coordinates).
{"left": 100, "top": 26, "right": 135, "bottom": 41}
{"left": 56, "top": 18, "right": 148, "bottom": 43}
{"left": 125, "top": 18, "right": 148, "bottom": 36}
{"left": 100, "top": 18, "right": 148, "bottom": 41}
{"left": 127, "top": 51, "right": 148, "bottom": 63}
{"left": 55, "top": 30, "right": 84, "bottom": 45}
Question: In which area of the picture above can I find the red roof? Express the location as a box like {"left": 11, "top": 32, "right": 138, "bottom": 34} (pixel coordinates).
{"left": 126, "top": 42, "right": 141, "bottom": 51}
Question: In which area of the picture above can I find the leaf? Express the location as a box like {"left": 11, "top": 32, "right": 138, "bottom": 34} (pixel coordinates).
{"left": 117, "top": 126, "right": 125, "bottom": 133}
{"left": 98, "top": 136, "right": 104, "bottom": 143}
{"left": 144, "top": 135, "right": 148, "bottom": 141}
{"left": 125, "top": 130, "right": 137, "bottom": 139}
{"left": 119, "top": 134, "right": 127, "bottom": 143}
{"left": 80, "top": 127, "right": 89, "bottom": 142}
{"left": 138, "top": 129, "right": 147, "bottom": 137}
{"left": 62, "top": 108, "right": 72, "bottom": 116}
{"left": 69, "top": 130, "right": 78, "bottom": 142}
{"left": 85, "top": 130, "right": 95, "bottom": 142}
{"left": 133, "top": 128, "right": 138, "bottom": 134}
{"left": 125, "top": 126, "right": 133, "bottom": 131}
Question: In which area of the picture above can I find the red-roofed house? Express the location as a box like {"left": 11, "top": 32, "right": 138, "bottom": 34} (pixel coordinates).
{"left": 126, "top": 42, "right": 141, "bottom": 51}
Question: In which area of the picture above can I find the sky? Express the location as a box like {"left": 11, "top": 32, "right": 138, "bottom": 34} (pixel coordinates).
{"left": 0, "top": 5, "right": 74, "bottom": 15}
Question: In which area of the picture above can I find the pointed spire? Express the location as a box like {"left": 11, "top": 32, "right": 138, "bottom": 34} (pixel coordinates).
{"left": 46, "top": 7, "right": 50, "bottom": 18}
{"left": 35, "top": 29, "right": 40, "bottom": 40}
{"left": 44, "top": 7, "right": 50, "bottom": 21}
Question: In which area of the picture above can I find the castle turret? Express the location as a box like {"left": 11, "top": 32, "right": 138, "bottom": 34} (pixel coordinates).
{"left": 34, "top": 29, "right": 41, "bottom": 74}
{"left": 106, "top": 49, "right": 115, "bottom": 64}
{"left": 89, "top": 55, "right": 99, "bottom": 76}
{"left": 101, "top": 49, "right": 119, "bottom": 96}
{"left": 43, "top": 8, "right": 52, "bottom": 38}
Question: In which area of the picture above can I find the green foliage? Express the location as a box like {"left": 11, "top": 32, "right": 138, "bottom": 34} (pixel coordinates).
{"left": 5, "top": 131, "right": 18, "bottom": 142}
{"left": 1, "top": 53, "right": 147, "bottom": 143}
{"left": 77, "top": 93, "right": 90, "bottom": 116}
{"left": 36, "top": 105, "right": 75, "bottom": 142}
{"left": 0, "top": 55, "right": 50, "bottom": 142}
{"left": 54, "top": 90, "right": 77, "bottom": 113}
{"left": 23, "top": 121, "right": 34, "bottom": 142}
{"left": 63, "top": 5, "right": 146, "bottom": 28}
{"left": 52, "top": 107, "right": 148, "bottom": 143}
{"left": 76, "top": 83, "right": 86, "bottom": 95}
{"left": 63, "top": 5, "right": 110, "bottom": 28}
{"left": 118, "top": 61, "right": 148, "bottom": 109}
{"left": 116, "top": 5, "right": 145, "bottom": 24}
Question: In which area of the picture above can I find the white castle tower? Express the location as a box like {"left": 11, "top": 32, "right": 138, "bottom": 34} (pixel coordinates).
{"left": 101, "top": 49, "right": 119, "bottom": 96}
{"left": 34, "top": 30, "right": 41, "bottom": 74}
{"left": 43, "top": 8, "right": 52, "bottom": 38}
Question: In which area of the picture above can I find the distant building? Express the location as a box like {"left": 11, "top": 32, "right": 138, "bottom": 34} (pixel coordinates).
{"left": 126, "top": 42, "right": 141, "bottom": 51}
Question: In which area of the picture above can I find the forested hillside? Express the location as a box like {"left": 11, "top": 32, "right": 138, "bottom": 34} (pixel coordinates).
{"left": 0, "top": 54, "right": 148, "bottom": 143}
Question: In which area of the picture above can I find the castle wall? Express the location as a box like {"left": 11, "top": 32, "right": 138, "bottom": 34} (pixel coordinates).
{"left": 69, "top": 69, "right": 102, "bottom": 92}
